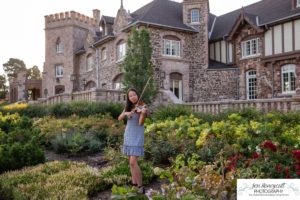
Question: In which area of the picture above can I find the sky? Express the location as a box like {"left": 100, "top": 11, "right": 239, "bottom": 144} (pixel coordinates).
{"left": 0, "top": 0, "right": 260, "bottom": 76}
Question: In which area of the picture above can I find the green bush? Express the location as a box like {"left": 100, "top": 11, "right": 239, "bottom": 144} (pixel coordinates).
{"left": 0, "top": 101, "right": 123, "bottom": 119}
{"left": 0, "top": 161, "right": 103, "bottom": 200}
{"left": 0, "top": 128, "right": 45, "bottom": 173}
{"left": 35, "top": 115, "right": 124, "bottom": 153}
{"left": 51, "top": 131, "right": 103, "bottom": 154}
{"left": 0, "top": 114, "right": 45, "bottom": 173}
{"left": 50, "top": 101, "right": 123, "bottom": 119}
{"left": 150, "top": 105, "right": 193, "bottom": 121}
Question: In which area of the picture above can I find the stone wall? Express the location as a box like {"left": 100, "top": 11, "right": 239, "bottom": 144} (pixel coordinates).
{"left": 234, "top": 24, "right": 266, "bottom": 100}
{"left": 43, "top": 11, "right": 99, "bottom": 97}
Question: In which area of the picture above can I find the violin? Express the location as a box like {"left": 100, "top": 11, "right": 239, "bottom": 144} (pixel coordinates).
{"left": 133, "top": 101, "right": 147, "bottom": 114}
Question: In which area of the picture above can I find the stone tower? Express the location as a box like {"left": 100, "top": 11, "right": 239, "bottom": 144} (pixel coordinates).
{"left": 182, "top": 0, "right": 209, "bottom": 101}
{"left": 43, "top": 10, "right": 100, "bottom": 97}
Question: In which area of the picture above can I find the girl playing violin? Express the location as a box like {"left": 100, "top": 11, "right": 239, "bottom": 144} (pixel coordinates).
{"left": 118, "top": 88, "right": 148, "bottom": 194}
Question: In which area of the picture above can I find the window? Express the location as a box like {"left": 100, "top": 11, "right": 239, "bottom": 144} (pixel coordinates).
{"left": 55, "top": 65, "right": 63, "bottom": 77}
{"left": 281, "top": 64, "right": 296, "bottom": 93}
{"left": 86, "top": 54, "right": 94, "bottom": 71}
{"left": 241, "top": 38, "right": 260, "bottom": 58}
{"left": 191, "top": 9, "right": 200, "bottom": 23}
{"left": 246, "top": 70, "right": 257, "bottom": 100}
{"left": 169, "top": 73, "right": 183, "bottom": 100}
{"left": 297, "top": 0, "right": 300, "bottom": 7}
{"left": 101, "top": 48, "right": 107, "bottom": 61}
{"left": 117, "top": 42, "right": 126, "bottom": 61}
{"left": 163, "top": 39, "right": 180, "bottom": 57}
{"left": 56, "top": 38, "right": 63, "bottom": 53}
{"left": 113, "top": 74, "right": 124, "bottom": 90}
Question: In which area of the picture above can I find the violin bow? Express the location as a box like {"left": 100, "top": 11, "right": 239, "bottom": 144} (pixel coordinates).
{"left": 136, "top": 76, "right": 152, "bottom": 106}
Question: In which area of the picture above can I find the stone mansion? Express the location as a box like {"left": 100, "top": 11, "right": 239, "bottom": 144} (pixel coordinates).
{"left": 40, "top": 0, "right": 300, "bottom": 103}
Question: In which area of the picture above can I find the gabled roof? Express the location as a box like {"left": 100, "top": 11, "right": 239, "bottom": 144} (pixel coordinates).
{"left": 101, "top": 15, "right": 115, "bottom": 24}
{"left": 129, "top": 0, "right": 197, "bottom": 32}
{"left": 210, "top": 0, "right": 300, "bottom": 41}
{"left": 227, "top": 9, "right": 263, "bottom": 40}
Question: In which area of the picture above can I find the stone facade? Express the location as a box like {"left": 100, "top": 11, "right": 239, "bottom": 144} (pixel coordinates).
{"left": 9, "top": 70, "right": 42, "bottom": 103}
{"left": 43, "top": 11, "right": 100, "bottom": 97}
{"left": 42, "top": 0, "right": 300, "bottom": 104}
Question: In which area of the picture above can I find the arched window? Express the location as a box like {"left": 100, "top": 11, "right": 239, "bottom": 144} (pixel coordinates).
{"left": 55, "top": 64, "right": 63, "bottom": 77}
{"left": 163, "top": 36, "right": 180, "bottom": 57}
{"left": 56, "top": 38, "right": 63, "bottom": 53}
{"left": 116, "top": 40, "right": 126, "bottom": 61}
{"left": 170, "top": 72, "right": 183, "bottom": 100}
{"left": 86, "top": 54, "right": 94, "bottom": 71}
{"left": 281, "top": 64, "right": 296, "bottom": 93}
{"left": 113, "top": 74, "right": 124, "bottom": 89}
{"left": 191, "top": 9, "right": 200, "bottom": 23}
{"left": 246, "top": 70, "right": 257, "bottom": 100}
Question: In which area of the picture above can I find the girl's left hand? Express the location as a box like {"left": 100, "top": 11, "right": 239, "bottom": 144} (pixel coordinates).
{"left": 141, "top": 107, "right": 147, "bottom": 114}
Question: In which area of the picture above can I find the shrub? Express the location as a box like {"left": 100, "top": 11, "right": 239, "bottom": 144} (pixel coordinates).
{"left": 35, "top": 115, "right": 124, "bottom": 153}
{"left": 0, "top": 114, "right": 45, "bottom": 173}
{"left": 0, "top": 161, "right": 103, "bottom": 200}
{"left": 51, "top": 131, "right": 103, "bottom": 154}
{"left": 145, "top": 115, "right": 204, "bottom": 164}
{"left": 0, "top": 128, "right": 45, "bottom": 173}
{"left": 150, "top": 105, "right": 193, "bottom": 121}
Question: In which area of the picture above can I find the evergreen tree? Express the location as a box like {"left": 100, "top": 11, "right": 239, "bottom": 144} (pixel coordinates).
{"left": 0, "top": 74, "right": 6, "bottom": 99}
{"left": 2, "top": 58, "right": 26, "bottom": 78}
{"left": 120, "top": 27, "right": 158, "bottom": 104}
{"left": 27, "top": 65, "right": 41, "bottom": 80}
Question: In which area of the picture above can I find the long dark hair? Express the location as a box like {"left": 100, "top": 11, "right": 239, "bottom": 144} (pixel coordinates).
{"left": 125, "top": 88, "right": 140, "bottom": 112}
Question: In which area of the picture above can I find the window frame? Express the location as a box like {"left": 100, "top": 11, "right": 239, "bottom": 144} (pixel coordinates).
{"left": 191, "top": 9, "right": 200, "bottom": 24}
{"left": 246, "top": 70, "right": 257, "bottom": 100}
{"left": 55, "top": 65, "right": 63, "bottom": 78}
{"left": 56, "top": 38, "right": 63, "bottom": 54}
{"left": 281, "top": 64, "right": 296, "bottom": 94}
{"left": 116, "top": 42, "right": 126, "bottom": 61}
{"left": 241, "top": 38, "right": 260, "bottom": 59}
{"left": 163, "top": 39, "right": 181, "bottom": 57}
{"left": 101, "top": 48, "right": 107, "bottom": 61}
{"left": 86, "top": 54, "right": 94, "bottom": 72}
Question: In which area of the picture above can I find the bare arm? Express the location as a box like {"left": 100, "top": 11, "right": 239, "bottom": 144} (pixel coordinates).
{"left": 118, "top": 109, "right": 133, "bottom": 121}
{"left": 138, "top": 107, "right": 148, "bottom": 125}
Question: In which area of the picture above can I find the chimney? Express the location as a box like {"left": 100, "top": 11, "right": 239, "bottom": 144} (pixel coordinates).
{"left": 93, "top": 9, "right": 100, "bottom": 24}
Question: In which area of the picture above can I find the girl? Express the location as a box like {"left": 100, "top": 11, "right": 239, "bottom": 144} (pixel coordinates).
{"left": 118, "top": 88, "right": 148, "bottom": 194}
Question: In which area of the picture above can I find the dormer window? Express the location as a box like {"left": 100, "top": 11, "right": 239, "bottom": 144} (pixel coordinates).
{"left": 56, "top": 38, "right": 63, "bottom": 53}
{"left": 241, "top": 38, "right": 260, "bottom": 58}
{"left": 191, "top": 9, "right": 200, "bottom": 23}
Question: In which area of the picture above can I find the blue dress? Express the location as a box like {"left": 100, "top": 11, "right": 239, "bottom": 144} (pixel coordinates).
{"left": 122, "top": 112, "right": 145, "bottom": 156}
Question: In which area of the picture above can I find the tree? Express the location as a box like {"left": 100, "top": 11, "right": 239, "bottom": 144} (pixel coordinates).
{"left": 0, "top": 74, "right": 7, "bottom": 99}
{"left": 120, "top": 27, "right": 158, "bottom": 104}
{"left": 27, "top": 65, "right": 41, "bottom": 80}
{"left": 2, "top": 58, "right": 26, "bottom": 78}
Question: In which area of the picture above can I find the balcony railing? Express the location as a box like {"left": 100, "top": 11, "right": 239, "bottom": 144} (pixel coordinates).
{"left": 37, "top": 89, "right": 300, "bottom": 114}
{"left": 185, "top": 98, "right": 294, "bottom": 114}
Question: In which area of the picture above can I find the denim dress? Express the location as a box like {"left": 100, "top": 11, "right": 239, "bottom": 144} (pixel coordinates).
{"left": 122, "top": 112, "right": 144, "bottom": 156}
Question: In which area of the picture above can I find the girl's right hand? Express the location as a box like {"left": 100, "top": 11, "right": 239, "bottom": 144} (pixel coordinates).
{"left": 124, "top": 111, "right": 133, "bottom": 118}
